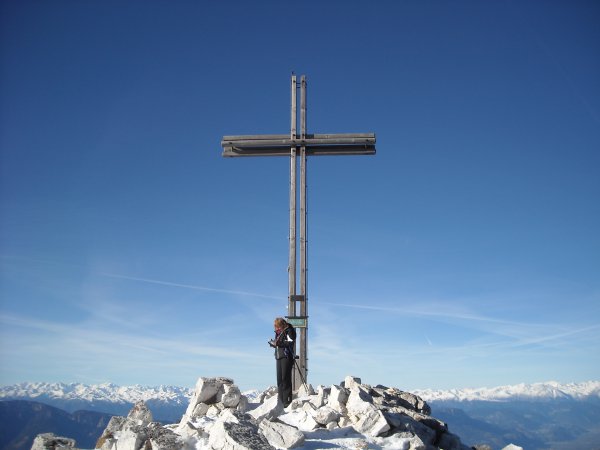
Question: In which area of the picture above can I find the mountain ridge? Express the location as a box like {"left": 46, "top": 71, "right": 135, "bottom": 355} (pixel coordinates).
{"left": 414, "top": 380, "right": 600, "bottom": 402}
{"left": 2, "top": 380, "right": 598, "bottom": 405}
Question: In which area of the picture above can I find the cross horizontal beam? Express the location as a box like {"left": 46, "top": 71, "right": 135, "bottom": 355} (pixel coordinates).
{"left": 221, "top": 133, "right": 376, "bottom": 157}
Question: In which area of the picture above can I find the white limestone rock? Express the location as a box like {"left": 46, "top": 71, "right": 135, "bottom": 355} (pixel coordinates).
{"left": 343, "top": 376, "right": 362, "bottom": 390}
{"left": 248, "top": 394, "right": 283, "bottom": 422}
{"left": 386, "top": 405, "right": 447, "bottom": 434}
{"left": 345, "top": 384, "right": 373, "bottom": 418}
{"left": 207, "top": 404, "right": 225, "bottom": 419}
{"left": 288, "top": 396, "right": 312, "bottom": 411}
{"left": 127, "top": 401, "right": 153, "bottom": 425}
{"left": 338, "top": 416, "right": 352, "bottom": 428}
{"left": 236, "top": 394, "right": 249, "bottom": 412}
{"left": 96, "top": 416, "right": 126, "bottom": 450}
{"left": 312, "top": 405, "right": 340, "bottom": 426}
{"left": 259, "top": 420, "right": 305, "bottom": 449}
{"left": 146, "top": 422, "right": 184, "bottom": 450}
{"left": 191, "top": 403, "right": 211, "bottom": 418}
{"left": 346, "top": 385, "right": 390, "bottom": 437}
{"left": 116, "top": 427, "right": 147, "bottom": 450}
{"left": 301, "top": 401, "right": 316, "bottom": 414}
{"left": 391, "top": 431, "right": 427, "bottom": 450}
{"left": 179, "top": 377, "right": 235, "bottom": 427}
{"left": 208, "top": 411, "right": 273, "bottom": 450}
{"left": 371, "top": 385, "right": 431, "bottom": 416}
{"left": 258, "top": 386, "right": 278, "bottom": 403}
{"left": 383, "top": 412, "right": 436, "bottom": 445}
{"left": 278, "top": 410, "right": 320, "bottom": 432}
{"left": 197, "top": 377, "right": 234, "bottom": 403}
{"left": 327, "top": 385, "right": 349, "bottom": 413}
{"left": 219, "top": 384, "right": 242, "bottom": 408}
{"left": 308, "top": 385, "right": 329, "bottom": 409}
{"left": 354, "top": 409, "right": 390, "bottom": 437}
{"left": 31, "top": 433, "right": 77, "bottom": 450}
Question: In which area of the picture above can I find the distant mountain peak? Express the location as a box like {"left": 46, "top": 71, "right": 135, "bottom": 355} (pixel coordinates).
{"left": 0, "top": 381, "right": 193, "bottom": 405}
{"left": 2, "top": 380, "right": 599, "bottom": 406}
{"left": 413, "top": 380, "right": 600, "bottom": 402}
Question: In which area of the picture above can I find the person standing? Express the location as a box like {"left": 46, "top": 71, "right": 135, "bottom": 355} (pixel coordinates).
{"left": 269, "top": 317, "right": 296, "bottom": 407}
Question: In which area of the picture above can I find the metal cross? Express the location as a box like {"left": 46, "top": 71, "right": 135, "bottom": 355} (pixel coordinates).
{"left": 221, "top": 74, "right": 376, "bottom": 390}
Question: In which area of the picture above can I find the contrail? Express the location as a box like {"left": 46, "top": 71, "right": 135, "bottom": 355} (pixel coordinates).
{"left": 100, "top": 272, "right": 281, "bottom": 301}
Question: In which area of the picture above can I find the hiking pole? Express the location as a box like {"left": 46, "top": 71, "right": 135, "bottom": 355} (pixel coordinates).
{"left": 294, "top": 356, "right": 309, "bottom": 393}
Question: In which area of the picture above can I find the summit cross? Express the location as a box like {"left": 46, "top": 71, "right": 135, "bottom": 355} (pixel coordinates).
{"left": 221, "top": 74, "right": 376, "bottom": 390}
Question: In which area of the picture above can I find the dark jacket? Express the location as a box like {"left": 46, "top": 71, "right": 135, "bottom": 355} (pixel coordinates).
{"left": 273, "top": 325, "right": 296, "bottom": 360}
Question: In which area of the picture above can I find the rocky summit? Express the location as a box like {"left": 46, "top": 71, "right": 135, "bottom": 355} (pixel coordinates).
{"left": 34, "top": 375, "right": 524, "bottom": 450}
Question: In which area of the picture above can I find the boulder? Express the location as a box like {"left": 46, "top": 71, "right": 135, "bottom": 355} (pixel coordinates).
{"left": 308, "top": 385, "right": 328, "bottom": 408}
{"left": 191, "top": 402, "right": 211, "bottom": 419}
{"left": 127, "top": 400, "right": 153, "bottom": 425}
{"left": 386, "top": 405, "right": 447, "bottom": 434}
{"left": 345, "top": 384, "right": 373, "bottom": 413}
{"left": 146, "top": 422, "right": 184, "bottom": 450}
{"left": 288, "top": 396, "right": 311, "bottom": 411}
{"left": 353, "top": 409, "right": 390, "bottom": 437}
{"left": 327, "top": 385, "right": 349, "bottom": 413}
{"left": 338, "top": 416, "right": 352, "bottom": 428}
{"left": 278, "top": 410, "right": 320, "bottom": 432}
{"left": 371, "top": 386, "right": 431, "bottom": 416}
{"left": 237, "top": 394, "right": 249, "bottom": 412}
{"left": 95, "top": 404, "right": 153, "bottom": 450}
{"left": 259, "top": 420, "right": 305, "bottom": 449}
{"left": 383, "top": 412, "right": 436, "bottom": 445}
{"left": 179, "top": 377, "right": 239, "bottom": 426}
{"left": 392, "top": 431, "right": 427, "bottom": 450}
{"left": 248, "top": 393, "right": 283, "bottom": 422}
{"left": 208, "top": 410, "right": 274, "bottom": 450}
{"left": 31, "top": 433, "right": 77, "bottom": 450}
{"left": 258, "top": 386, "right": 278, "bottom": 403}
{"left": 115, "top": 426, "right": 147, "bottom": 450}
{"left": 342, "top": 376, "right": 362, "bottom": 390}
{"left": 345, "top": 385, "right": 390, "bottom": 437}
{"left": 207, "top": 404, "right": 225, "bottom": 419}
{"left": 96, "top": 416, "right": 126, "bottom": 450}
{"left": 219, "top": 384, "right": 242, "bottom": 408}
{"left": 312, "top": 405, "right": 340, "bottom": 426}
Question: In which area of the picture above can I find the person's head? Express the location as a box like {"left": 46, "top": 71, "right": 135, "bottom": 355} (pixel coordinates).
{"left": 274, "top": 317, "right": 287, "bottom": 331}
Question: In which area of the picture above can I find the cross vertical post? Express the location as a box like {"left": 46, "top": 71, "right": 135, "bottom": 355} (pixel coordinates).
{"left": 288, "top": 75, "right": 297, "bottom": 324}
{"left": 298, "top": 75, "right": 308, "bottom": 390}
{"left": 221, "top": 75, "right": 376, "bottom": 391}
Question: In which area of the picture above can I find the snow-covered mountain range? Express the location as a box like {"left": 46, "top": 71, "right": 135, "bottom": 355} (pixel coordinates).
{"left": 1, "top": 380, "right": 598, "bottom": 405}
{"left": 0, "top": 381, "right": 192, "bottom": 405}
{"left": 413, "top": 380, "right": 600, "bottom": 402}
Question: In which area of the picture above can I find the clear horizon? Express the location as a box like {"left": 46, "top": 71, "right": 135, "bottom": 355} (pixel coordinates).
{"left": 1, "top": 0, "right": 599, "bottom": 393}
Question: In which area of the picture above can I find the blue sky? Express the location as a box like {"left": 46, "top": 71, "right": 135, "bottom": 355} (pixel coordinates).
{"left": 1, "top": 0, "right": 599, "bottom": 392}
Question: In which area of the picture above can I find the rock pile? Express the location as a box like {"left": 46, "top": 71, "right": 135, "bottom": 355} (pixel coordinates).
{"left": 247, "top": 375, "right": 470, "bottom": 450}
{"left": 96, "top": 399, "right": 184, "bottom": 450}
{"left": 87, "top": 375, "right": 475, "bottom": 450}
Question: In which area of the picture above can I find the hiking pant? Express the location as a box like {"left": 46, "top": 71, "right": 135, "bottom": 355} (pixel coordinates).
{"left": 276, "top": 357, "right": 293, "bottom": 406}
